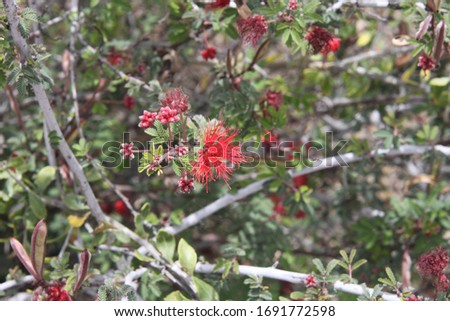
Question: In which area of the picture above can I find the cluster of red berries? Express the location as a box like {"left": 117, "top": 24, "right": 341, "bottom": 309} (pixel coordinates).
{"left": 201, "top": 47, "right": 217, "bottom": 61}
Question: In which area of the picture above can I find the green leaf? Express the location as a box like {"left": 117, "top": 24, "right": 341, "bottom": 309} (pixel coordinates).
{"left": 349, "top": 249, "right": 357, "bottom": 263}
{"left": 35, "top": 166, "right": 56, "bottom": 193}
{"left": 28, "top": 192, "right": 47, "bottom": 219}
{"left": 290, "top": 291, "right": 304, "bottom": 300}
{"left": 339, "top": 250, "right": 349, "bottom": 263}
{"left": 336, "top": 261, "right": 349, "bottom": 270}
{"left": 164, "top": 290, "right": 190, "bottom": 301}
{"left": 326, "top": 259, "right": 339, "bottom": 274}
{"left": 156, "top": 230, "right": 176, "bottom": 261}
{"left": 193, "top": 276, "right": 219, "bottom": 300}
{"left": 312, "top": 258, "right": 326, "bottom": 275}
{"left": 177, "top": 238, "right": 197, "bottom": 275}
{"left": 430, "top": 77, "right": 450, "bottom": 87}
{"left": 133, "top": 250, "right": 153, "bottom": 262}
{"left": 385, "top": 267, "right": 397, "bottom": 284}
{"left": 352, "top": 259, "right": 367, "bottom": 271}
{"left": 378, "top": 277, "right": 394, "bottom": 287}
{"left": 64, "top": 194, "right": 89, "bottom": 211}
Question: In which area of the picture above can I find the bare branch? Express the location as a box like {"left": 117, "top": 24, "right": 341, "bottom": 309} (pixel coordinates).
{"left": 195, "top": 263, "right": 400, "bottom": 301}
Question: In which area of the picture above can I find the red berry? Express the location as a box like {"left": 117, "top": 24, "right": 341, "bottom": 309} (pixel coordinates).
{"left": 295, "top": 211, "right": 306, "bottom": 219}
{"left": 123, "top": 95, "right": 136, "bottom": 110}
{"left": 201, "top": 47, "right": 217, "bottom": 61}
{"left": 293, "top": 175, "right": 308, "bottom": 188}
{"left": 113, "top": 200, "right": 131, "bottom": 217}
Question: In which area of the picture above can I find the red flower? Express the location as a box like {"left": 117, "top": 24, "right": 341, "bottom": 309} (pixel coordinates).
{"left": 178, "top": 175, "right": 195, "bottom": 193}
{"left": 192, "top": 121, "right": 246, "bottom": 191}
{"left": 107, "top": 52, "right": 124, "bottom": 66}
{"left": 45, "top": 282, "right": 72, "bottom": 301}
{"left": 120, "top": 143, "right": 135, "bottom": 160}
{"left": 328, "top": 37, "right": 341, "bottom": 52}
{"left": 417, "top": 247, "right": 449, "bottom": 278}
{"left": 264, "top": 90, "right": 284, "bottom": 110}
{"left": 160, "top": 88, "right": 190, "bottom": 114}
{"left": 156, "top": 107, "right": 180, "bottom": 125}
{"left": 201, "top": 47, "right": 217, "bottom": 61}
{"left": 138, "top": 110, "right": 158, "bottom": 129}
{"left": 289, "top": 0, "right": 298, "bottom": 10}
{"left": 273, "top": 202, "right": 286, "bottom": 216}
{"left": 417, "top": 53, "right": 436, "bottom": 71}
{"left": 295, "top": 211, "right": 306, "bottom": 219}
{"left": 123, "top": 95, "right": 136, "bottom": 110}
{"left": 305, "top": 26, "right": 341, "bottom": 55}
{"left": 293, "top": 175, "right": 308, "bottom": 188}
{"left": 305, "top": 274, "right": 317, "bottom": 287}
{"left": 114, "top": 199, "right": 131, "bottom": 217}
{"left": 205, "top": 0, "right": 230, "bottom": 10}
{"left": 175, "top": 145, "right": 188, "bottom": 156}
{"left": 237, "top": 15, "right": 268, "bottom": 46}
{"left": 436, "top": 274, "right": 450, "bottom": 292}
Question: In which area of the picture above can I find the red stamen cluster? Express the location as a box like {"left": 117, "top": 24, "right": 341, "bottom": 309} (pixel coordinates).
{"left": 237, "top": 15, "right": 268, "bottom": 46}
{"left": 160, "top": 88, "right": 190, "bottom": 114}
{"left": 192, "top": 121, "right": 246, "bottom": 191}
{"left": 418, "top": 247, "right": 448, "bottom": 278}
{"left": 201, "top": 47, "right": 217, "bottom": 61}
{"left": 417, "top": 247, "right": 449, "bottom": 293}
{"left": 417, "top": 53, "right": 436, "bottom": 71}
{"left": 305, "top": 26, "right": 341, "bottom": 55}
{"left": 120, "top": 143, "right": 135, "bottom": 160}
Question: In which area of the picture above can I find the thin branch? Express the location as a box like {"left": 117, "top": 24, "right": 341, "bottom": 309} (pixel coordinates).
{"left": 165, "top": 144, "right": 450, "bottom": 235}
{"left": 68, "top": 0, "right": 84, "bottom": 140}
{"left": 0, "top": 275, "right": 35, "bottom": 292}
{"left": 327, "top": 0, "right": 409, "bottom": 12}
{"left": 58, "top": 226, "right": 74, "bottom": 261}
{"left": 195, "top": 263, "right": 400, "bottom": 301}
{"left": 311, "top": 46, "right": 414, "bottom": 69}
